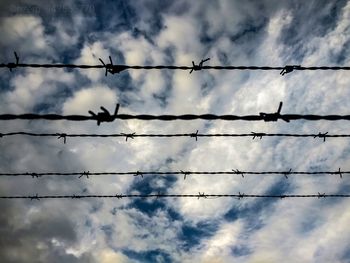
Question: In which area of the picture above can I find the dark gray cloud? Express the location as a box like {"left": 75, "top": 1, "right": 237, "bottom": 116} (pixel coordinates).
{"left": 0, "top": 198, "right": 95, "bottom": 263}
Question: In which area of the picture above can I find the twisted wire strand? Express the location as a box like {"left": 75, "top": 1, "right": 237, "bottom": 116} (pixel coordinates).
{"left": 2, "top": 113, "right": 350, "bottom": 122}
{"left": 0, "top": 131, "right": 348, "bottom": 140}
{"left": 2, "top": 63, "right": 350, "bottom": 71}
{"left": 1, "top": 102, "right": 349, "bottom": 123}
{"left": 0, "top": 170, "right": 347, "bottom": 177}
{"left": 0, "top": 193, "right": 348, "bottom": 200}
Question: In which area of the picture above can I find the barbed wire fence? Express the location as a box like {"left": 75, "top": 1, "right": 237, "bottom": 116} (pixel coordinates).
{"left": 1, "top": 53, "right": 350, "bottom": 202}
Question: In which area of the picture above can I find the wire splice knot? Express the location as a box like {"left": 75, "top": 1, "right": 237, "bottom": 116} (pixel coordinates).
{"left": 259, "top": 102, "right": 290, "bottom": 122}
{"left": 190, "top": 58, "right": 210, "bottom": 74}
{"left": 99, "top": 56, "right": 127, "bottom": 76}
{"left": 280, "top": 65, "right": 301, "bottom": 76}
{"left": 88, "top": 104, "right": 119, "bottom": 126}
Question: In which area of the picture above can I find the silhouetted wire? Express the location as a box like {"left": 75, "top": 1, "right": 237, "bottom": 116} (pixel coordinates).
{"left": 2, "top": 102, "right": 350, "bottom": 124}
{"left": 0, "top": 193, "right": 348, "bottom": 200}
{"left": 2, "top": 53, "right": 350, "bottom": 75}
{"left": 0, "top": 131, "right": 346, "bottom": 143}
{"left": 3, "top": 64, "right": 350, "bottom": 71}
{"left": 4, "top": 64, "right": 350, "bottom": 70}
{"left": 2, "top": 113, "right": 350, "bottom": 122}
{"left": 0, "top": 169, "right": 346, "bottom": 178}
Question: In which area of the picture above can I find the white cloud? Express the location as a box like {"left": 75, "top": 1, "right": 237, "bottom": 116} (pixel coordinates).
{"left": 97, "top": 249, "right": 131, "bottom": 263}
{"left": 0, "top": 15, "right": 47, "bottom": 51}
{"left": 157, "top": 15, "right": 201, "bottom": 54}
{"left": 74, "top": 41, "right": 111, "bottom": 82}
{"left": 63, "top": 85, "right": 118, "bottom": 114}
{"left": 4, "top": 68, "right": 75, "bottom": 112}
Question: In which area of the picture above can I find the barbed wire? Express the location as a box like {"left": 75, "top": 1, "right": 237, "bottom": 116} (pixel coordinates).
{"left": 0, "top": 192, "right": 348, "bottom": 200}
{"left": 2, "top": 53, "right": 350, "bottom": 75}
{"left": 0, "top": 168, "right": 346, "bottom": 179}
{"left": 1, "top": 102, "right": 350, "bottom": 124}
{"left": 0, "top": 131, "right": 345, "bottom": 143}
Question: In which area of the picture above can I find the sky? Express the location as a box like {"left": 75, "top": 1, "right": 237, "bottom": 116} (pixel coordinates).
{"left": 1, "top": 0, "right": 350, "bottom": 262}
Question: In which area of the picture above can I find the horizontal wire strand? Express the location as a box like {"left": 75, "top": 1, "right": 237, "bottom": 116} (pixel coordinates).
{"left": 1, "top": 102, "right": 349, "bottom": 123}
{"left": 0, "top": 169, "right": 346, "bottom": 177}
{"left": 2, "top": 63, "right": 350, "bottom": 71}
{"left": 2, "top": 113, "right": 350, "bottom": 122}
{"left": 0, "top": 193, "right": 348, "bottom": 200}
{"left": 0, "top": 131, "right": 346, "bottom": 141}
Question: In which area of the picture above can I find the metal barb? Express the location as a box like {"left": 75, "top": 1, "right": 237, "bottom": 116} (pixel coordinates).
{"left": 88, "top": 104, "right": 119, "bottom": 126}
{"left": 156, "top": 191, "right": 163, "bottom": 199}
{"left": 181, "top": 170, "right": 190, "bottom": 180}
{"left": 337, "top": 168, "right": 343, "bottom": 179}
{"left": 190, "top": 130, "right": 199, "bottom": 141}
{"left": 31, "top": 172, "right": 40, "bottom": 178}
{"left": 190, "top": 58, "right": 210, "bottom": 74}
{"left": 280, "top": 65, "right": 301, "bottom": 76}
{"left": 134, "top": 171, "right": 143, "bottom": 178}
{"left": 251, "top": 132, "right": 265, "bottom": 140}
{"left": 232, "top": 169, "right": 244, "bottom": 178}
{"left": 115, "top": 194, "right": 123, "bottom": 199}
{"left": 56, "top": 133, "right": 67, "bottom": 144}
{"left": 283, "top": 168, "right": 292, "bottom": 179}
{"left": 259, "top": 102, "right": 290, "bottom": 122}
{"left": 30, "top": 194, "right": 40, "bottom": 201}
{"left": 99, "top": 56, "right": 127, "bottom": 76}
{"left": 198, "top": 192, "right": 207, "bottom": 199}
{"left": 121, "top": 132, "right": 136, "bottom": 141}
{"left": 238, "top": 192, "right": 245, "bottom": 200}
{"left": 314, "top": 132, "right": 328, "bottom": 142}
{"left": 7, "top": 52, "right": 19, "bottom": 72}
{"left": 79, "top": 171, "right": 89, "bottom": 179}
{"left": 318, "top": 192, "right": 326, "bottom": 198}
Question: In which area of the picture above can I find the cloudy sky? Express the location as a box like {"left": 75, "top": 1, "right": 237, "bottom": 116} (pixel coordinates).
{"left": 1, "top": 0, "right": 350, "bottom": 262}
